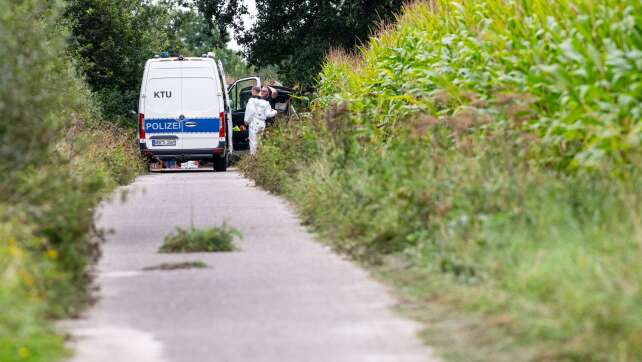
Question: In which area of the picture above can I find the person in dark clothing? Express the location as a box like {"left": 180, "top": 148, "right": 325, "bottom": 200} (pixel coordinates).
{"left": 261, "top": 86, "right": 277, "bottom": 126}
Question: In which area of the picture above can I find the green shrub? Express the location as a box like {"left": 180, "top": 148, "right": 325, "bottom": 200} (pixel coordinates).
{"left": 159, "top": 224, "right": 241, "bottom": 253}
{"left": 0, "top": 0, "right": 90, "bottom": 180}
{"left": 239, "top": 118, "right": 323, "bottom": 193}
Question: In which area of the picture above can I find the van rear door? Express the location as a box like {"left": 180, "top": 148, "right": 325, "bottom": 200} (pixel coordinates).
{"left": 144, "top": 62, "right": 182, "bottom": 152}
{"left": 181, "top": 63, "right": 222, "bottom": 151}
{"left": 228, "top": 77, "right": 261, "bottom": 151}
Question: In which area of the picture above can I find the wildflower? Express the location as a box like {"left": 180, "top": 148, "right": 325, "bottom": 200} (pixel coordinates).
{"left": 47, "top": 249, "right": 59, "bottom": 259}
{"left": 18, "top": 346, "right": 30, "bottom": 359}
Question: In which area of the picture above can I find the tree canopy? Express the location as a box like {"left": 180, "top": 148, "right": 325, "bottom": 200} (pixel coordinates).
{"left": 239, "top": 0, "right": 406, "bottom": 89}
{"left": 194, "top": 0, "right": 247, "bottom": 46}
{"left": 65, "top": 0, "right": 250, "bottom": 122}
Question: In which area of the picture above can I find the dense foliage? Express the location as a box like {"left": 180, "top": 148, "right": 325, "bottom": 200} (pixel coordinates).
{"left": 239, "top": 0, "right": 405, "bottom": 89}
{"left": 317, "top": 0, "right": 642, "bottom": 168}
{"left": 194, "top": 0, "right": 247, "bottom": 45}
{"left": 65, "top": 0, "right": 251, "bottom": 122}
{"left": 1, "top": 0, "right": 143, "bottom": 361}
{"left": 64, "top": 0, "right": 168, "bottom": 121}
{"left": 241, "top": 0, "right": 642, "bottom": 360}
{"left": 158, "top": 3, "right": 252, "bottom": 77}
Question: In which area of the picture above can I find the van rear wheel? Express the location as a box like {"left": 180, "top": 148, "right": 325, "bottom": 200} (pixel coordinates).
{"left": 213, "top": 154, "right": 228, "bottom": 172}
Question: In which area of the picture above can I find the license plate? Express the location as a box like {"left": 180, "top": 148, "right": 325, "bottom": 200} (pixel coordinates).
{"left": 152, "top": 139, "right": 177, "bottom": 147}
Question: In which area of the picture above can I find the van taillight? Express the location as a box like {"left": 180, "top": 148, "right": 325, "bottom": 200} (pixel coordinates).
{"left": 219, "top": 112, "right": 225, "bottom": 139}
{"left": 138, "top": 113, "right": 145, "bottom": 140}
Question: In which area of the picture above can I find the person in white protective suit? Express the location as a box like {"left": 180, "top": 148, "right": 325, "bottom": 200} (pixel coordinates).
{"left": 244, "top": 86, "right": 277, "bottom": 155}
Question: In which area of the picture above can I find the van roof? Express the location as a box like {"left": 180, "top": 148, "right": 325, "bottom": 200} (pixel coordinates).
{"left": 149, "top": 57, "right": 215, "bottom": 63}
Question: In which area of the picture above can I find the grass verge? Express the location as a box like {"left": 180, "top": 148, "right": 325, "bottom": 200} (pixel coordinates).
{"left": 240, "top": 1, "right": 642, "bottom": 360}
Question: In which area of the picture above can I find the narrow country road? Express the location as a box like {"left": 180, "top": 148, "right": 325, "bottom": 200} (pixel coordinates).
{"left": 62, "top": 171, "right": 435, "bottom": 362}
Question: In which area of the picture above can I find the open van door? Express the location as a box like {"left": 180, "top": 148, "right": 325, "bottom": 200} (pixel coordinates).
{"left": 216, "top": 60, "right": 233, "bottom": 153}
{"left": 227, "top": 77, "right": 261, "bottom": 151}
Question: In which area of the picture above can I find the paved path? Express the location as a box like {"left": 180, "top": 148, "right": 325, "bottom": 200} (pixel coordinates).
{"left": 63, "top": 171, "right": 435, "bottom": 362}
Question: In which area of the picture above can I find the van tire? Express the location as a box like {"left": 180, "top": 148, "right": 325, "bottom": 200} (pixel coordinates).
{"left": 213, "top": 154, "right": 228, "bottom": 172}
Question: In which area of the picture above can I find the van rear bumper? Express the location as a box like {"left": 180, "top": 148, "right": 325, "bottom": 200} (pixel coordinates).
{"left": 141, "top": 144, "right": 226, "bottom": 161}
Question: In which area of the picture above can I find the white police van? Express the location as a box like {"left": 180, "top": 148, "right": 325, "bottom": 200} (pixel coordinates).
{"left": 137, "top": 54, "right": 232, "bottom": 171}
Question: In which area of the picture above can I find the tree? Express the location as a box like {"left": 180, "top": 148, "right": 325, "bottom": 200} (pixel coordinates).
{"left": 194, "top": 0, "right": 247, "bottom": 46}
{"left": 239, "top": 0, "right": 406, "bottom": 90}
{"left": 160, "top": 4, "right": 251, "bottom": 78}
{"left": 65, "top": 0, "right": 250, "bottom": 122}
{"left": 65, "top": 0, "right": 169, "bottom": 122}
{"left": 163, "top": 4, "right": 223, "bottom": 56}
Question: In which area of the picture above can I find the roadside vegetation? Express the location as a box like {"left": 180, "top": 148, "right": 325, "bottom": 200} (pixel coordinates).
{"left": 2, "top": 0, "right": 257, "bottom": 357}
{"left": 241, "top": 0, "right": 642, "bottom": 360}
{"left": 0, "top": 0, "right": 153, "bottom": 360}
{"left": 160, "top": 224, "right": 241, "bottom": 253}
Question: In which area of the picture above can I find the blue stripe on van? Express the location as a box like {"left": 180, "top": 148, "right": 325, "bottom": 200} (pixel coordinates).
{"left": 144, "top": 118, "right": 220, "bottom": 134}
{"left": 182, "top": 118, "right": 220, "bottom": 133}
